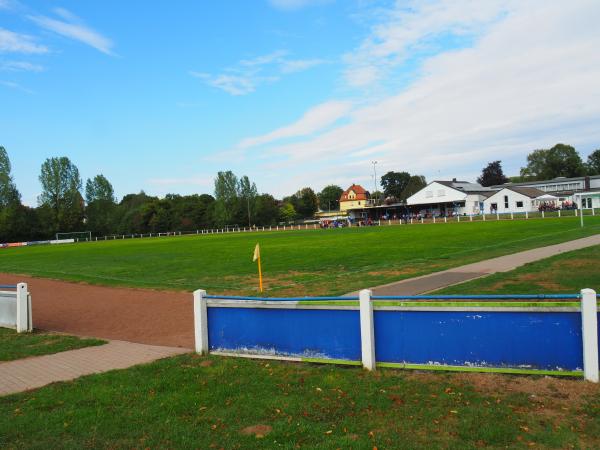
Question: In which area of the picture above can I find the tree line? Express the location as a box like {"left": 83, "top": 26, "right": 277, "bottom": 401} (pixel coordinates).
{"left": 477, "top": 144, "right": 600, "bottom": 187}
{"left": 0, "top": 147, "right": 371, "bottom": 242}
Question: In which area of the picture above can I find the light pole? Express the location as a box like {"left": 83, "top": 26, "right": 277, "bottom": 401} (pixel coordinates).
{"left": 372, "top": 161, "right": 378, "bottom": 205}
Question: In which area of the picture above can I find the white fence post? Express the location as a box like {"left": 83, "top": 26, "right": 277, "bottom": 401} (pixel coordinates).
{"left": 16, "top": 283, "right": 30, "bottom": 333}
{"left": 558, "top": 209, "right": 561, "bottom": 218}
{"left": 526, "top": 211, "right": 529, "bottom": 219}
{"left": 194, "top": 289, "right": 209, "bottom": 355}
{"left": 581, "top": 289, "right": 599, "bottom": 382}
{"left": 542, "top": 210, "right": 545, "bottom": 219}
{"left": 359, "top": 289, "right": 376, "bottom": 371}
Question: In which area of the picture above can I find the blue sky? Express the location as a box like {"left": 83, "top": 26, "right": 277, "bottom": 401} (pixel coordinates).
{"left": 2, "top": 0, "right": 600, "bottom": 205}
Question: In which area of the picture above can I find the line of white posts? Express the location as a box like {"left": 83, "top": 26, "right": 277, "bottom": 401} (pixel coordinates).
{"left": 194, "top": 288, "right": 599, "bottom": 382}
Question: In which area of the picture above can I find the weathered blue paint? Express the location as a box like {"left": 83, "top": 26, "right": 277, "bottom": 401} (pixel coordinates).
{"left": 205, "top": 295, "right": 358, "bottom": 301}
{"left": 208, "top": 307, "right": 361, "bottom": 361}
{"left": 374, "top": 310, "right": 583, "bottom": 371}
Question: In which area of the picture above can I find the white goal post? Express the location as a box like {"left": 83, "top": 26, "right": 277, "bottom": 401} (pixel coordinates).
{"left": 55, "top": 231, "right": 92, "bottom": 241}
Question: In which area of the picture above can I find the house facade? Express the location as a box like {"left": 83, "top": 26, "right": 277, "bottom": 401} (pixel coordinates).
{"left": 483, "top": 187, "right": 545, "bottom": 214}
{"left": 339, "top": 184, "right": 370, "bottom": 212}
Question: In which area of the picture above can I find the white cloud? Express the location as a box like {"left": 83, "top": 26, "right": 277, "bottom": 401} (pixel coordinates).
{"left": 0, "top": 79, "right": 33, "bottom": 93}
{"left": 192, "top": 50, "right": 323, "bottom": 95}
{"left": 0, "top": 28, "right": 48, "bottom": 54}
{"left": 268, "top": 0, "right": 331, "bottom": 11}
{"left": 280, "top": 58, "right": 326, "bottom": 73}
{"left": 344, "top": 0, "right": 509, "bottom": 87}
{"left": 231, "top": 0, "right": 600, "bottom": 196}
{"left": 190, "top": 71, "right": 258, "bottom": 96}
{"left": 0, "top": 60, "right": 44, "bottom": 72}
{"left": 239, "top": 100, "right": 353, "bottom": 148}
{"left": 28, "top": 8, "right": 114, "bottom": 55}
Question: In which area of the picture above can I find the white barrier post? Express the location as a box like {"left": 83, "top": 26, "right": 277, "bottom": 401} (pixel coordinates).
{"left": 510, "top": 212, "right": 514, "bottom": 220}
{"left": 581, "top": 289, "right": 599, "bottom": 382}
{"left": 558, "top": 209, "right": 561, "bottom": 218}
{"left": 542, "top": 210, "right": 545, "bottom": 219}
{"left": 16, "top": 283, "right": 29, "bottom": 333}
{"left": 444, "top": 216, "right": 447, "bottom": 223}
{"left": 433, "top": 216, "right": 436, "bottom": 224}
{"left": 359, "top": 289, "right": 376, "bottom": 371}
{"left": 194, "top": 289, "right": 209, "bottom": 355}
{"left": 526, "top": 211, "right": 529, "bottom": 219}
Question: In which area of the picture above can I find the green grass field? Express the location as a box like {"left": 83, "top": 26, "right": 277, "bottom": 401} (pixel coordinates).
{"left": 0, "top": 328, "right": 105, "bottom": 362}
{"left": 2, "top": 354, "right": 600, "bottom": 449}
{"left": 1, "top": 217, "right": 599, "bottom": 296}
{"left": 436, "top": 244, "right": 600, "bottom": 295}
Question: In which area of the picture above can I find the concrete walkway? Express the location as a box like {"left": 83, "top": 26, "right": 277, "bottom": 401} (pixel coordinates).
{"left": 0, "top": 340, "right": 189, "bottom": 396}
{"left": 367, "top": 234, "right": 600, "bottom": 296}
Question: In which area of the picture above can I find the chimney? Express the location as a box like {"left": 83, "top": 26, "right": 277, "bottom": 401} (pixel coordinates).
{"left": 452, "top": 178, "right": 457, "bottom": 182}
{"left": 585, "top": 176, "right": 590, "bottom": 191}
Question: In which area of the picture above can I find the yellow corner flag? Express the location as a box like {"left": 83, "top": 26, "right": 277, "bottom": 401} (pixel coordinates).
{"left": 253, "top": 243, "right": 263, "bottom": 293}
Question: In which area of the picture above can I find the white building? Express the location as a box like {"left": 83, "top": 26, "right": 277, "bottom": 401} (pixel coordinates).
{"left": 406, "top": 180, "right": 494, "bottom": 216}
{"left": 483, "top": 187, "right": 545, "bottom": 214}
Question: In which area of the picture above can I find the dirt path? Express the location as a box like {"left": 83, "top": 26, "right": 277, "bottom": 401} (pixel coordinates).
{"left": 0, "top": 274, "right": 194, "bottom": 348}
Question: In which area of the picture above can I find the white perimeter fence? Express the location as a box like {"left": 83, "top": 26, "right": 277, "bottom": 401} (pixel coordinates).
{"left": 0, "top": 283, "right": 32, "bottom": 332}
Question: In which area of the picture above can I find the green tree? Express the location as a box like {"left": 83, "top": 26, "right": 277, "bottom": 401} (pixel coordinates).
{"left": 0, "top": 147, "right": 29, "bottom": 241}
{"left": 0, "top": 146, "right": 21, "bottom": 208}
{"left": 380, "top": 171, "right": 411, "bottom": 200}
{"left": 520, "top": 144, "right": 585, "bottom": 180}
{"left": 402, "top": 175, "right": 427, "bottom": 200}
{"left": 293, "top": 187, "right": 318, "bottom": 218}
{"left": 279, "top": 202, "right": 297, "bottom": 223}
{"left": 213, "top": 171, "right": 239, "bottom": 226}
{"left": 85, "top": 174, "right": 117, "bottom": 236}
{"left": 586, "top": 149, "right": 600, "bottom": 175}
{"left": 317, "top": 185, "right": 343, "bottom": 211}
{"left": 85, "top": 174, "right": 115, "bottom": 203}
{"left": 38, "top": 157, "right": 84, "bottom": 233}
{"left": 237, "top": 175, "right": 258, "bottom": 226}
{"left": 477, "top": 161, "right": 509, "bottom": 187}
{"left": 254, "top": 194, "right": 279, "bottom": 225}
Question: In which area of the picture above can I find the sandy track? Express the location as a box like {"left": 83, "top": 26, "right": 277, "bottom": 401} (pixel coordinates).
{"left": 0, "top": 274, "right": 194, "bottom": 348}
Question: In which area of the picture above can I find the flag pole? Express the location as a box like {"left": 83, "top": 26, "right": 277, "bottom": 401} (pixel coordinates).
{"left": 257, "top": 254, "right": 263, "bottom": 293}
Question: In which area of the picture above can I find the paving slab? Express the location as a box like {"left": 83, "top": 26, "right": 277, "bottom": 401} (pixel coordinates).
{"left": 366, "top": 234, "right": 600, "bottom": 296}
{"left": 0, "top": 340, "right": 189, "bottom": 396}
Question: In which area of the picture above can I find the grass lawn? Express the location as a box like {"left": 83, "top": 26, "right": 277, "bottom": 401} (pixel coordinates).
{"left": 2, "top": 354, "right": 600, "bottom": 449}
{"left": 0, "top": 328, "right": 105, "bottom": 362}
{"left": 435, "top": 244, "right": 600, "bottom": 295}
{"left": 0, "top": 217, "right": 599, "bottom": 296}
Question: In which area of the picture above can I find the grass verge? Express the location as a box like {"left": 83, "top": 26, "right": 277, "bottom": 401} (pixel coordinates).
{"left": 435, "top": 244, "right": 600, "bottom": 295}
{"left": 0, "top": 328, "right": 106, "bottom": 362}
{"left": 1, "top": 354, "right": 600, "bottom": 449}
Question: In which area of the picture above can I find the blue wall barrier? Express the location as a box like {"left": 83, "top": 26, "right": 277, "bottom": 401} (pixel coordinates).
{"left": 196, "top": 291, "right": 599, "bottom": 377}
{"left": 374, "top": 310, "right": 582, "bottom": 371}
{"left": 208, "top": 307, "right": 361, "bottom": 360}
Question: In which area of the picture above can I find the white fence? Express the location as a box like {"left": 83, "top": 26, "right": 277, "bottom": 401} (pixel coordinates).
{"left": 0, "top": 283, "right": 32, "bottom": 332}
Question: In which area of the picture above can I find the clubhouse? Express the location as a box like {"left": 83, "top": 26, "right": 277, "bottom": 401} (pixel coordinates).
{"left": 326, "top": 175, "right": 600, "bottom": 220}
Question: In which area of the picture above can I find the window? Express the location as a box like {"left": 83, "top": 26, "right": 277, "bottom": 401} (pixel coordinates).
{"left": 504, "top": 195, "right": 509, "bottom": 209}
{"left": 516, "top": 201, "right": 524, "bottom": 208}
{"left": 358, "top": 201, "right": 361, "bottom": 205}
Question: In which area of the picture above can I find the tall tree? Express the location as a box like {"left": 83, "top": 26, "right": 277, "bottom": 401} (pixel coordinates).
{"left": 294, "top": 187, "right": 318, "bottom": 218}
{"left": 586, "top": 149, "right": 600, "bottom": 176}
{"left": 254, "top": 194, "right": 279, "bottom": 225}
{"left": 0, "top": 146, "right": 27, "bottom": 241}
{"left": 0, "top": 146, "right": 21, "bottom": 207}
{"left": 213, "top": 171, "right": 239, "bottom": 226}
{"left": 402, "top": 175, "right": 427, "bottom": 200}
{"left": 85, "top": 174, "right": 117, "bottom": 236}
{"left": 477, "top": 161, "right": 509, "bottom": 186}
{"left": 380, "top": 171, "right": 411, "bottom": 200}
{"left": 520, "top": 143, "right": 585, "bottom": 180}
{"left": 38, "top": 157, "right": 84, "bottom": 233}
{"left": 238, "top": 175, "right": 258, "bottom": 226}
{"left": 279, "top": 202, "right": 297, "bottom": 223}
{"left": 85, "top": 174, "right": 116, "bottom": 203}
{"left": 317, "top": 185, "right": 343, "bottom": 211}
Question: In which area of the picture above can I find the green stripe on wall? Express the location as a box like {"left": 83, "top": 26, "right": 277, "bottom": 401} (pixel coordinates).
{"left": 377, "top": 362, "right": 582, "bottom": 377}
